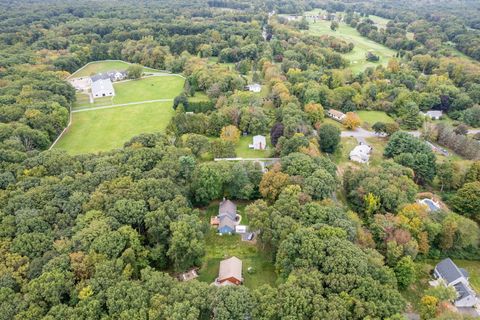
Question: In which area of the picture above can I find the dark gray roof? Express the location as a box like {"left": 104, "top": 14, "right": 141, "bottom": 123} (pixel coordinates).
{"left": 435, "top": 258, "right": 464, "bottom": 284}
{"left": 219, "top": 200, "right": 236, "bottom": 219}
{"left": 460, "top": 268, "right": 469, "bottom": 278}
{"left": 453, "top": 282, "right": 474, "bottom": 301}
{"left": 219, "top": 216, "right": 236, "bottom": 230}
{"left": 91, "top": 73, "right": 110, "bottom": 82}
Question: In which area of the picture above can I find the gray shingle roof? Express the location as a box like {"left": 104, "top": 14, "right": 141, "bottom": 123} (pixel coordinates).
{"left": 219, "top": 216, "right": 236, "bottom": 230}
{"left": 219, "top": 200, "right": 236, "bottom": 220}
{"left": 435, "top": 258, "right": 465, "bottom": 285}
{"left": 218, "top": 256, "right": 242, "bottom": 281}
{"left": 453, "top": 282, "right": 474, "bottom": 300}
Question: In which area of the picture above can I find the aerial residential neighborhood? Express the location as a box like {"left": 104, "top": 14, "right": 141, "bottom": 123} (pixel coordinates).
{"left": 2, "top": 0, "right": 480, "bottom": 319}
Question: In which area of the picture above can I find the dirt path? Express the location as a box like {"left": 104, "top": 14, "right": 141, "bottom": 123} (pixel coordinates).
{"left": 72, "top": 98, "right": 174, "bottom": 113}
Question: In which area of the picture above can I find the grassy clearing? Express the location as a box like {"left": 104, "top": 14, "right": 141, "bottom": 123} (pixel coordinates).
{"left": 334, "top": 137, "right": 358, "bottom": 164}
{"left": 323, "top": 118, "right": 344, "bottom": 130}
{"left": 303, "top": 11, "right": 397, "bottom": 73}
{"left": 113, "top": 76, "right": 184, "bottom": 104}
{"left": 357, "top": 111, "right": 395, "bottom": 126}
{"left": 55, "top": 101, "right": 174, "bottom": 154}
{"left": 235, "top": 136, "right": 273, "bottom": 158}
{"left": 70, "top": 60, "right": 162, "bottom": 78}
{"left": 365, "top": 137, "right": 388, "bottom": 166}
{"left": 197, "top": 203, "right": 277, "bottom": 289}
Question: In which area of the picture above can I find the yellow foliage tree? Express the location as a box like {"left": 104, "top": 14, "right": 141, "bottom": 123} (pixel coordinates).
{"left": 220, "top": 125, "right": 240, "bottom": 144}
{"left": 344, "top": 112, "right": 362, "bottom": 130}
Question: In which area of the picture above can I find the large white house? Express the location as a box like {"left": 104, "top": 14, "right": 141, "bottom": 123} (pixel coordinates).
{"left": 349, "top": 144, "right": 372, "bottom": 163}
{"left": 91, "top": 78, "right": 115, "bottom": 99}
{"left": 246, "top": 83, "right": 262, "bottom": 93}
{"left": 433, "top": 258, "right": 477, "bottom": 308}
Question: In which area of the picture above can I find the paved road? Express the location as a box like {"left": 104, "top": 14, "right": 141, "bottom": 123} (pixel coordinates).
{"left": 341, "top": 128, "right": 421, "bottom": 143}
{"left": 73, "top": 98, "right": 173, "bottom": 113}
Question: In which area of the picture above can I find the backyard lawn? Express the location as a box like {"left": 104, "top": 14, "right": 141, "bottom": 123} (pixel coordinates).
{"left": 357, "top": 110, "right": 395, "bottom": 125}
{"left": 302, "top": 10, "right": 397, "bottom": 73}
{"left": 113, "top": 76, "right": 184, "bottom": 104}
{"left": 55, "top": 101, "right": 174, "bottom": 154}
{"left": 235, "top": 136, "right": 273, "bottom": 158}
{"left": 197, "top": 202, "right": 276, "bottom": 289}
{"left": 69, "top": 60, "right": 163, "bottom": 78}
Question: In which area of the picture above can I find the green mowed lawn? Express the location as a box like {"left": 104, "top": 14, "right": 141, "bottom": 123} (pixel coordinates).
{"left": 303, "top": 12, "right": 396, "bottom": 73}
{"left": 113, "top": 76, "right": 184, "bottom": 104}
{"left": 55, "top": 102, "right": 174, "bottom": 154}
{"left": 197, "top": 202, "right": 276, "bottom": 289}
{"left": 357, "top": 111, "right": 395, "bottom": 125}
{"left": 70, "top": 60, "right": 163, "bottom": 78}
{"left": 235, "top": 136, "right": 273, "bottom": 158}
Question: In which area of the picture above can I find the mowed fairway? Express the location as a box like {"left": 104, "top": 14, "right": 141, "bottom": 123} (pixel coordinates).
{"left": 55, "top": 102, "right": 174, "bottom": 154}
{"left": 303, "top": 11, "right": 396, "bottom": 73}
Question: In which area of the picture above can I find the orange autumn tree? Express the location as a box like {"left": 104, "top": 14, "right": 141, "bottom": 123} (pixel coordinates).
{"left": 220, "top": 125, "right": 241, "bottom": 144}
{"left": 344, "top": 112, "right": 361, "bottom": 129}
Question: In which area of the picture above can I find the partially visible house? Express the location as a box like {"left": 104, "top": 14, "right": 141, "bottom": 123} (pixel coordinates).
{"left": 327, "top": 109, "right": 346, "bottom": 122}
{"left": 215, "top": 256, "right": 243, "bottom": 286}
{"left": 69, "top": 77, "right": 92, "bottom": 91}
{"left": 349, "top": 144, "right": 372, "bottom": 163}
{"left": 217, "top": 199, "right": 238, "bottom": 235}
{"left": 421, "top": 110, "right": 443, "bottom": 120}
{"left": 178, "top": 269, "right": 198, "bottom": 282}
{"left": 91, "top": 78, "right": 115, "bottom": 99}
{"left": 433, "top": 258, "right": 477, "bottom": 308}
{"left": 246, "top": 83, "right": 262, "bottom": 93}
{"left": 249, "top": 135, "right": 266, "bottom": 150}
{"left": 419, "top": 198, "right": 441, "bottom": 212}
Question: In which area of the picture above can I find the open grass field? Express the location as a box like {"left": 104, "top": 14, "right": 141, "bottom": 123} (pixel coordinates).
{"left": 69, "top": 60, "right": 163, "bottom": 78}
{"left": 303, "top": 10, "right": 397, "bottom": 73}
{"left": 357, "top": 111, "right": 395, "bottom": 125}
{"left": 334, "top": 137, "right": 358, "bottom": 164}
{"left": 113, "top": 76, "right": 184, "bottom": 104}
{"left": 235, "top": 136, "right": 273, "bottom": 158}
{"left": 55, "top": 101, "right": 174, "bottom": 154}
{"left": 197, "top": 203, "right": 277, "bottom": 289}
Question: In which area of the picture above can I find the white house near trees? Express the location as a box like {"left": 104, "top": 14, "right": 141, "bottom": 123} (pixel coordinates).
{"left": 349, "top": 144, "right": 372, "bottom": 163}
{"left": 246, "top": 83, "right": 262, "bottom": 93}
{"left": 421, "top": 110, "right": 443, "bottom": 120}
{"left": 433, "top": 258, "right": 477, "bottom": 308}
{"left": 91, "top": 78, "right": 115, "bottom": 99}
{"left": 249, "top": 135, "right": 266, "bottom": 150}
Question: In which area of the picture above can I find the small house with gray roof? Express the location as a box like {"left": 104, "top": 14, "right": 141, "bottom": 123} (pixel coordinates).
{"left": 433, "top": 258, "right": 477, "bottom": 307}
{"left": 215, "top": 256, "right": 243, "bottom": 286}
{"left": 217, "top": 199, "right": 238, "bottom": 234}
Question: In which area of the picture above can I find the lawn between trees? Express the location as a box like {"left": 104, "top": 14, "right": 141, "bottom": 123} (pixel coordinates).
{"left": 303, "top": 10, "right": 397, "bottom": 73}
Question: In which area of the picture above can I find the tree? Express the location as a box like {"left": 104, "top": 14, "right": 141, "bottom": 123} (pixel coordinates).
{"left": 212, "top": 286, "right": 254, "bottom": 320}
{"left": 394, "top": 256, "right": 416, "bottom": 289}
{"left": 127, "top": 64, "right": 143, "bottom": 79}
{"left": 259, "top": 164, "right": 291, "bottom": 202}
{"left": 465, "top": 161, "right": 480, "bottom": 183}
{"left": 330, "top": 21, "right": 339, "bottom": 31}
{"left": 304, "top": 103, "right": 324, "bottom": 127}
{"left": 454, "top": 123, "right": 468, "bottom": 135}
{"left": 318, "top": 124, "right": 341, "bottom": 153}
{"left": 451, "top": 181, "right": 480, "bottom": 221}
{"left": 304, "top": 168, "right": 337, "bottom": 200}
{"left": 182, "top": 134, "right": 210, "bottom": 157}
{"left": 270, "top": 123, "right": 284, "bottom": 147}
{"left": 167, "top": 215, "right": 205, "bottom": 271}
{"left": 419, "top": 295, "right": 438, "bottom": 320}
{"left": 191, "top": 163, "right": 225, "bottom": 205}
{"left": 220, "top": 125, "right": 240, "bottom": 144}
{"left": 372, "top": 122, "right": 387, "bottom": 134}
{"left": 343, "top": 112, "right": 361, "bottom": 129}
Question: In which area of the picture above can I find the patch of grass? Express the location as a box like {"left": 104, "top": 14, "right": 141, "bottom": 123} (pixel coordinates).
{"left": 455, "top": 260, "right": 480, "bottom": 292}
{"left": 357, "top": 111, "right": 395, "bottom": 126}
{"left": 188, "top": 91, "right": 210, "bottom": 103}
{"left": 113, "top": 76, "right": 184, "bottom": 104}
{"left": 365, "top": 137, "right": 388, "bottom": 166}
{"left": 235, "top": 135, "right": 273, "bottom": 158}
{"left": 323, "top": 118, "right": 344, "bottom": 130}
{"left": 55, "top": 101, "right": 175, "bottom": 154}
{"left": 70, "top": 60, "right": 163, "bottom": 78}
{"left": 198, "top": 202, "right": 276, "bottom": 289}
{"left": 334, "top": 137, "right": 358, "bottom": 164}
{"left": 401, "top": 262, "right": 433, "bottom": 312}
{"left": 302, "top": 11, "right": 397, "bottom": 73}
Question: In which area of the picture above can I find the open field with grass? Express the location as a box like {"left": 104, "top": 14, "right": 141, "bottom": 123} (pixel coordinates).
{"left": 334, "top": 137, "right": 358, "bottom": 164}
{"left": 357, "top": 110, "right": 395, "bottom": 125}
{"left": 235, "top": 136, "right": 273, "bottom": 158}
{"left": 113, "top": 76, "right": 184, "bottom": 104}
{"left": 70, "top": 60, "right": 164, "bottom": 78}
{"left": 55, "top": 101, "right": 174, "bottom": 154}
{"left": 198, "top": 203, "right": 277, "bottom": 289}
{"left": 303, "top": 11, "right": 397, "bottom": 73}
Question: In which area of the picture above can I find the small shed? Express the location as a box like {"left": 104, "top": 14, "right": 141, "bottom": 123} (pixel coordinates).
{"left": 327, "top": 109, "right": 346, "bottom": 122}
{"left": 235, "top": 225, "right": 247, "bottom": 234}
{"left": 246, "top": 83, "right": 262, "bottom": 93}
{"left": 249, "top": 135, "right": 266, "bottom": 150}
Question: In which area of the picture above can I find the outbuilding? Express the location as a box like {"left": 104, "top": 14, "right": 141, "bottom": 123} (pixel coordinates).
{"left": 216, "top": 256, "right": 243, "bottom": 286}
{"left": 249, "top": 135, "right": 266, "bottom": 150}
{"left": 349, "top": 144, "right": 372, "bottom": 163}
{"left": 327, "top": 109, "right": 346, "bottom": 122}
{"left": 91, "top": 78, "right": 115, "bottom": 99}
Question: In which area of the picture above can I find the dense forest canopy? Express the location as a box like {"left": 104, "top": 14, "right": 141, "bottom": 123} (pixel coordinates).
{"left": 0, "top": 0, "right": 480, "bottom": 319}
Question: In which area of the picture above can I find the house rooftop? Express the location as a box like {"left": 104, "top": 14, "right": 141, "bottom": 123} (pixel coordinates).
{"left": 219, "top": 199, "right": 236, "bottom": 219}
{"left": 435, "top": 258, "right": 465, "bottom": 285}
{"left": 328, "top": 109, "right": 345, "bottom": 118}
{"left": 218, "top": 256, "right": 242, "bottom": 281}
{"left": 453, "top": 281, "right": 475, "bottom": 300}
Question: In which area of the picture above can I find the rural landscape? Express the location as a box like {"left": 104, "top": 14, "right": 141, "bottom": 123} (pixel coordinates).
{"left": 1, "top": 0, "right": 480, "bottom": 319}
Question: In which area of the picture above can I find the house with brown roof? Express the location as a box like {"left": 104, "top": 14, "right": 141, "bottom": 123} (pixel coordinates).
{"left": 215, "top": 256, "right": 243, "bottom": 286}
{"left": 327, "top": 109, "right": 346, "bottom": 122}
